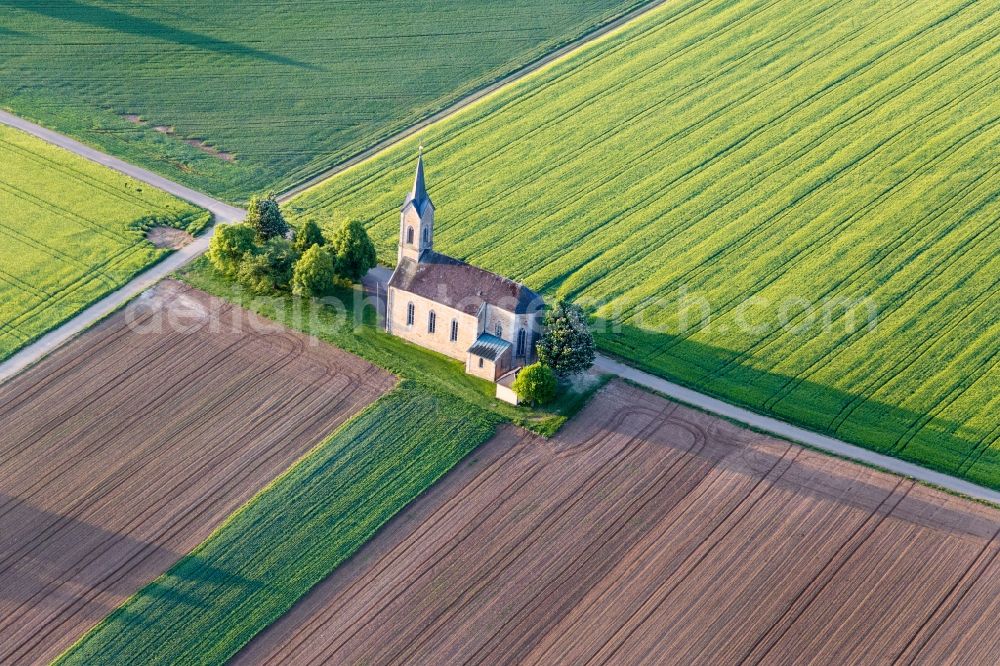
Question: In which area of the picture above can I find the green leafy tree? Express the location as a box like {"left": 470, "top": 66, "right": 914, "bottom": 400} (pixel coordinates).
{"left": 512, "top": 362, "right": 557, "bottom": 406}
{"left": 294, "top": 219, "right": 326, "bottom": 253}
{"left": 262, "top": 237, "right": 297, "bottom": 289}
{"left": 329, "top": 218, "right": 376, "bottom": 283}
{"left": 536, "top": 300, "right": 595, "bottom": 377}
{"left": 235, "top": 238, "right": 297, "bottom": 294}
{"left": 245, "top": 192, "right": 289, "bottom": 241}
{"left": 292, "top": 244, "right": 337, "bottom": 297}
{"left": 236, "top": 254, "right": 277, "bottom": 294}
{"left": 207, "top": 223, "right": 257, "bottom": 277}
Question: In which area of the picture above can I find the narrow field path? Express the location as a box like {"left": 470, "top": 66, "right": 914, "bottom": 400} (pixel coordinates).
{"left": 0, "top": 111, "right": 244, "bottom": 221}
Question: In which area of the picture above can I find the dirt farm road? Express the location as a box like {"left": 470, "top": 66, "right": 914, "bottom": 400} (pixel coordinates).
{"left": 4, "top": 98, "right": 1000, "bottom": 506}
{"left": 0, "top": 110, "right": 245, "bottom": 221}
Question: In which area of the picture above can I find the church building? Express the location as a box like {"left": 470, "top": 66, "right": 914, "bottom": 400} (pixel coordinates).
{"left": 386, "top": 151, "right": 543, "bottom": 389}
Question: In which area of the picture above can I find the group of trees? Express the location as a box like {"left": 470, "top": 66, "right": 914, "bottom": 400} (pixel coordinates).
{"left": 208, "top": 193, "right": 376, "bottom": 297}
{"left": 513, "top": 300, "right": 596, "bottom": 406}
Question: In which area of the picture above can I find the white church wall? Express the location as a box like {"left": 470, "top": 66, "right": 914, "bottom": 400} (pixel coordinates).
{"left": 388, "top": 287, "right": 478, "bottom": 362}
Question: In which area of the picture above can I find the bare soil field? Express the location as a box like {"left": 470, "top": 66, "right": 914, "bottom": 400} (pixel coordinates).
{"left": 145, "top": 226, "right": 195, "bottom": 249}
{"left": 238, "top": 381, "right": 1000, "bottom": 665}
{"left": 0, "top": 280, "right": 393, "bottom": 664}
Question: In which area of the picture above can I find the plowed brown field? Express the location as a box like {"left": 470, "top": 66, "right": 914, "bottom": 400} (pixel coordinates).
{"left": 0, "top": 280, "right": 393, "bottom": 665}
{"left": 238, "top": 381, "right": 1000, "bottom": 665}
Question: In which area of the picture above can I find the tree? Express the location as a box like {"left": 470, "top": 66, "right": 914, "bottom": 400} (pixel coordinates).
{"left": 329, "top": 218, "right": 376, "bottom": 283}
{"left": 512, "top": 362, "right": 557, "bottom": 406}
{"left": 261, "top": 237, "right": 297, "bottom": 289}
{"left": 234, "top": 238, "right": 296, "bottom": 294}
{"left": 245, "top": 192, "right": 289, "bottom": 241}
{"left": 236, "top": 253, "right": 277, "bottom": 294}
{"left": 536, "top": 300, "right": 595, "bottom": 377}
{"left": 207, "top": 223, "right": 256, "bottom": 277}
{"left": 291, "top": 244, "right": 337, "bottom": 297}
{"left": 294, "top": 219, "right": 326, "bottom": 253}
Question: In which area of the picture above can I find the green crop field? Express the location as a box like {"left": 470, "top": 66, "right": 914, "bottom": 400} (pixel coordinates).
{"left": 289, "top": 0, "right": 1000, "bottom": 487}
{"left": 0, "top": 124, "right": 209, "bottom": 363}
{"left": 0, "top": 0, "right": 647, "bottom": 202}
{"left": 57, "top": 381, "right": 499, "bottom": 666}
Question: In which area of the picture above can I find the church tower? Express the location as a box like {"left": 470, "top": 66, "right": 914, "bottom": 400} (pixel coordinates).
{"left": 398, "top": 148, "right": 435, "bottom": 263}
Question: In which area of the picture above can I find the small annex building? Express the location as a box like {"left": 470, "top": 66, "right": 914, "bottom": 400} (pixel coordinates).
{"left": 386, "top": 151, "right": 543, "bottom": 395}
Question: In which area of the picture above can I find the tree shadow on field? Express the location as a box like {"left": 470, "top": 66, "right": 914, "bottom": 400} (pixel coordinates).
{"left": 137, "top": 552, "right": 266, "bottom": 611}
{"left": 591, "top": 318, "right": 996, "bottom": 488}
{"left": 0, "top": 494, "right": 180, "bottom": 609}
{"left": 1, "top": 0, "right": 316, "bottom": 69}
{"left": 78, "top": 554, "right": 266, "bottom": 638}
{"left": 0, "top": 493, "right": 188, "bottom": 659}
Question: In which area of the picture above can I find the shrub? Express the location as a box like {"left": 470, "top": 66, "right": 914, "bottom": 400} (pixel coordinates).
{"left": 294, "top": 219, "right": 326, "bottom": 253}
{"left": 537, "top": 300, "right": 595, "bottom": 377}
{"left": 329, "top": 218, "right": 376, "bottom": 283}
{"left": 245, "top": 192, "right": 289, "bottom": 241}
{"left": 512, "top": 362, "right": 557, "bottom": 406}
{"left": 292, "top": 244, "right": 337, "bottom": 298}
{"left": 207, "top": 223, "right": 257, "bottom": 277}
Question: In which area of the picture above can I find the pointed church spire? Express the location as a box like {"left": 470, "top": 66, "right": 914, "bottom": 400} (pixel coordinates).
{"left": 413, "top": 145, "right": 426, "bottom": 196}
{"left": 404, "top": 145, "right": 433, "bottom": 214}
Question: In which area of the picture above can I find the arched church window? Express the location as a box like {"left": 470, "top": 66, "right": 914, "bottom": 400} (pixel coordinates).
{"left": 517, "top": 329, "right": 527, "bottom": 356}
{"left": 406, "top": 302, "right": 415, "bottom": 326}
{"left": 495, "top": 322, "right": 502, "bottom": 338}
{"left": 422, "top": 227, "right": 429, "bottom": 244}
{"left": 406, "top": 226, "right": 414, "bottom": 244}
{"left": 450, "top": 319, "right": 459, "bottom": 342}
{"left": 428, "top": 310, "right": 437, "bottom": 334}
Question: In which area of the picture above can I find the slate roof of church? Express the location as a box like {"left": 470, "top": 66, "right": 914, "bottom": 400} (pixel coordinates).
{"left": 468, "top": 333, "right": 511, "bottom": 361}
{"left": 389, "top": 251, "right": 542, "bottom": 317}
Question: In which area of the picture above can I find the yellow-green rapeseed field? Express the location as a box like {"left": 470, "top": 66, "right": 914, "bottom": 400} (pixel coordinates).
{"left": 0, "top": 125, "right": 209, "bottom": 362}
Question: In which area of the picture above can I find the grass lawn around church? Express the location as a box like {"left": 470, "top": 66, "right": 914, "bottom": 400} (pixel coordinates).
{"left": 178, "top": 257, "right": 606, "bottom": 436}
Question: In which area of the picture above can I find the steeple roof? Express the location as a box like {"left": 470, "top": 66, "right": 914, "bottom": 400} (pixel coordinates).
{"left": 402, "top": 148, "right": 433, "bottom": 215}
